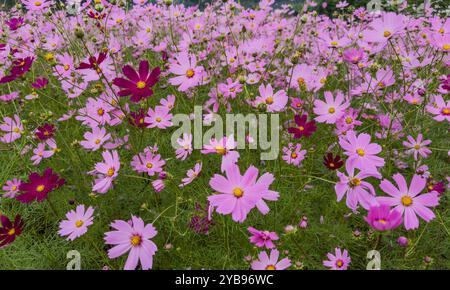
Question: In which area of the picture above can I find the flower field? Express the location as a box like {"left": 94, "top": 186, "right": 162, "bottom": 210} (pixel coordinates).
{"left": 0, "top": 0, "right": 449, "bottom": 270}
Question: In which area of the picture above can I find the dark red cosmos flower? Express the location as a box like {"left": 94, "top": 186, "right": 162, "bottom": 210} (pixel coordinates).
{"left": 31, "top": 77, "right": 49, "bottom": 89}
{"left": 323, "top": 153, "right": 344, "bottom": 170}
{"left": 35, "top": 123, "right": 55, "bottom": 141}
{"left": 5, "top": 17, "right": 24, "bottom": 31}
{"left": 76, "top": 52, "right": 107, "bottom": 71}
{"left": 113, "top": 60, "right": 161, "bottom": 103}
{"left": 427, "top": 179, "right": 446, "bottom": 195}
{"left": 17, "top": 168, "right": 65, "bottom": 203}
{"left": 87, "top": 9, "right": 106, "bottom": 20}
{"left": 129, "top": 108, "right": 150, "bottom": 128}
{"left": 0, "top": 214, "right": 24, "bottom": 248}
{"left": 0, "top": 57, "right": 34, "bottom": 84}
{"left": 288, "top": 114, "right": 317, "bottom": 138}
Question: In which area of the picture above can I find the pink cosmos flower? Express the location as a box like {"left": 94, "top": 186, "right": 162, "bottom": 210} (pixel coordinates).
{"left": 426, "top": 95, "right": 450, "bottom": 122}
{"left": 152, "top": 179, "right": 165, "bottom": 193}
{"left": 403, "top": 134, "right": 432, "bottom": 160}
{"left": 202, "top": 135, "right": 240, "bottom": 173}
{"left": 365, "top": 204, "right": 402, "bottom": 231}
{"left": 363, "top": 12, "right": 406, "bottom": 45}
{"left": 0, "top": 92, "right": 19, "bottom": 102}
{"left": 179, "top": 162, "right": 202, "bottom": 187}
{"left": 251, "top": 249, "right": 291, "bottom": 270}
{"left": 131, "top": 148, "right": 165, "bottom": 176}
{"left": 90, "top": 150, "right": 120, "bottom": 194}
{"left": 218, "top": 78, "right": 242, "bottom": 99}
{"left": 335, "top": 163, "right": 380, "bottom": 212}
{"left": 80, "top": 127, "right": 111, "bottom": 151}
{"left": 22, "top": 0, "right": 53, "bottom": 12}
{"left": 168, "top": 51, "right": 204, "bottom": 92}
{"left": 160, "top": 95, "right": 176, "bottom": 110}
{"left": 343, "top": 48, "right": 367, "bottom": 64}
{"left": 175, "top": 133, "right": 193, "bottom": 160}
{"left": 377, "top": 173, "right": 439, "bottom": 230}
{"left": 253, "top": 84, "right": 288, "bottom": 112}
{"left": 0, "top": 115, "right": 23, "bottom": 143}
{"left": 323, "top": 248, "right": 351, "bottom": 270}
{"left": 247, "top": 227, "right": 279, "bottom": 249}
{"left": 208, "top": 164, "right": 278, "bottom": 223}
{"left": 145, "top": 106, "right": 173, "bottom": 129}
{"left": 282, "top": 143, "right": 306, "bottom": 167}
{"left": 2, "top": 179, "right": 21, "bottom": 198}
{"left": 313, "top": 91, "right": 350, "bottom": 124}
{"left": 58, "top": 205, "right": 95, "bottom": 241}
{"left": 104, "top": 216, "right": 157, "bottom": 270}
{"left": 339, "top": 130, "right": 385, "bottom": 171}
{"left": 31, "top": 142, "right": 56, "bottom": 165}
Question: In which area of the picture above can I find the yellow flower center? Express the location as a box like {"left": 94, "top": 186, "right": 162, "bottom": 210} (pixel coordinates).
{"left": 414, "top": 144, "right": 420, "bottom": 150}
{"left": 155, "top": 117, "right": 162, "bottom": 122}
{"left": 8, "top": 228, "right": 15, "bottom": 236}
{"left": 95, "top": 139, "right": 101, "bottom": 144}
{"left": 130, "top": 235, "right": 142, "bottom": 246}
{"left": 297, "top": 77, "right": 305, "bottom": 86}
{"left": 329, "top": 162, "right": 335, "bottom": 168}
{"left": 328, "top": 107, "right": 336, "bottom": 114}
{"left": 35, "top": 1, "right": 42, "bottom": 6}
{"left": 356, "top": 148, "right": 365, "bottom": 156}
{"left": 215, "top": 146, "right": 226, "bottom": 155}
{"left": 13, "top": 127, "right": 20, "bottom": 133}
{"left": 442, "top": 108, "right": 450, "bottom": 115}
{"left": 401, "top": 195, "right": 413, "bottom": 206}
{"left": 336, "top": 260, "right": 343, "bottom": 267}
{"left": 136, "top": 81, "right": 146, "bottom": 89}
{"left": 107, "top": 168, "right": 115, "bottom": 177}
{"left": 345, "top": 117, "right": 353, "bottom": 124}
{"left": 146, "top": 163, "right": 153, "bottom": 169}
{"left": 443, "top": 44, "right": 450, "bottom": 51}
{"left": 265, "top": 265, "right": 276, "bottom": 270}
{"left": 75, "top": 220, "right": 84, "bottom": 228}
{"left": 12, "top": 185, "right": 17, "bottom": 191}
{"left": 377, "top": 219, "right": 387, "bottom": 224}
{"left": 64, "top": 64, "right": 70, "bottom": 71}
{"left": 291, "top": 153, "right": 298, "bottom": 159}
{"left": 265, "top": 96, "right": 274, "bottom": 105}
{"left": 186, "top": 69, "right": 195, "bottom": 78}
{"left": 383, "top": 31, "right": 391, "bottom": 37}
{"left": 330, "top": 41, "right": 338, "bottom": 46}
{"left": 320, "top": 78, "right": 326, "bottom": 84}
{"left": 233, "top": 187, "right": 244, "bottom": 198}
{"left": 439, "top": 28, "right": 444, "bottom": 34}
{"left": 349, "top": 178, "right": 361, "bottom": 187}
{"left": 298, "top": 126, "right": 304, "bottom": 131}
{"left": 36, "top": 185, "right": 45, "bottom": 192}
{"left": 97, "top": 108, "right": 104, "bottom": 116}
{"left": 229, "top": 58, "right": 235, "bottom": 63}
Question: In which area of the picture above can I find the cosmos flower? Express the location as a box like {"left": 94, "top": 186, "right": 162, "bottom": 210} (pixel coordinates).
{"left": 253, "top": 83, "right": 288, "bottom": 112}
{"left": 168, "top": 51, "right": 204, "bottom": 92}
{"left": 5, "top": 17, "right": 24, "bottom": 31}
{"left": 90, "top": 150, "right": 120, "bottom": 194}
{"left": 0, "top": 214, "right": 24, "bottom": 248}
{"left": 21, "top": 0, "right": 53, "bottom": 11}
{"left": 342, "top": 48, "right": 366, "bottom": 64}
{"left": 323, "top": 248, "right": 351, "bottom": 270}
{"left": 247, "top": 227, "right": 279, "bottom": 249}
{"left": 251, "top": 249, "right": 291, "bottom": 270}
{"left": 323, "top": 153, "right": 344, "bottom": 170}
{"left": 35, "top": 123, "right": 56, "bottom": 141}
{"left": 282, "top": 143, "right": 306, "bottom": 167}
{"left": 80, "top": 127, "right": 111, "bottom": 151}
{"left": 58, "top": 205, "right": 95, "bottom": 241}
{"left": 144, "top": 106, "right": 173, "bottom": 129}
{"left": 339, "top": 130, "right": 385, "bottom": 172}
{"left": 31, "top": 77, "right": 49, "bottom": 89}
{"left": 208, "top": 164, "right": 278, "bottom": 223}
{"left": 179, "top": 162, "right": 202, "bottom": 187}
{"left": 377, "top": 173, "right": 439, "bottom": 230}
{"left": 287, "top": 114, "right": 316, "bottom": 139}
{"left": 2, "top": 179, "right": 21, "bottom": 198}
{"left": 104, "top": 216, "right": 157, "bottom": 270}
{"left": 365, "top": 204, "right": 402, "bottom": 231}
{"left": 17, "top": 168, "right": 65, "bottom": 203}
{"left": 131, "top": 148, "right": 166, "bottom": 176}
{"left": 175, "top": 133, "right": 193, "bottom": 160}
{"left": 76, "top": 52, "right": 107, "bottom": 71}
{"left": 426, "top": 95, "right": 450, "bottom": 122}
{"left": 113, "top": 61, "right": 161, "bottom": 103}
{"left": 0, "top": 115, "right": 23, "bottom": 143}
{"left": 129, "top": 109, "right": 150, "bottom": 128}
{"left": 313, "top": 91, "right": 350, "bottom": 124}
{"left": 202, "top": 135, "right": 240, "bottom": 173}
{"left": 403, "top": 134, "right": 432, "bottom": 160}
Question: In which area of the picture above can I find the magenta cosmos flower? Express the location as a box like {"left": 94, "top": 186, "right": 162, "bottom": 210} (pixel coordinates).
{"left": 17, "top": 168, "right": 65, "bottom": 203}
{"left": 287, "top": 114, "right": 317, "bottom": 139}
{"left": 208, "top": 164, "right": 279, "bottom": 223}
{"left": 35, "top": 123, "right": 55, "bottom": 141}
{"left": 403, "top": 134, "right": 432, "bottom": 161}
{"left": 323, "top": 248, "right": 351, "bottom": 270}
{"left": 247, "top": 227, "right": 279, "bottom": 249}
{"left": 104, "top": 216, "right": 157, "bottom": 270}
{"left": 113, "top": 60, "right": 161, "bottom": 103}
{"left": 168, "top": 51, "right": 204, "bottom": 92}
{"left": 251, "top": 249, "right": 291, "bottom": 270}
{"left": 58, "top": 205, "right": 95, "bottom": 241}
{"left": 365, "top": 204, "right": 402, "bottom": 231}
{"left": 377, "top": 173, "right": 439, "bottom": 230}
{"left": 0, "top": 214, "right": 24, "bottom": 248}
{"left": 335, "top": 163, "right": 380, "bottom": 212}
{"left": 339, "top": 130, "right": 385, "bottom": 171}
{"left": 313, "top": 91, "right": 350, "bottom": 124}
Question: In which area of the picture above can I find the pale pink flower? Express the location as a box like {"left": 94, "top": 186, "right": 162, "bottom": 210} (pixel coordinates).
{"left": 0, "top": 115, "right": 23, "bottom": 143}
{"left": 251, "top": 249, "right": 291, "bottom": 270}
{"left": 313, "top": 91, "right": 350, "bottom": 124}
{"left": 58, "top": 205, "right": 95, "bottom": 241}
{"left": 175, "top": 133, "right": 193, "bottom": 160}
{"left": 403, "top": 134, "right": 432, "bottom": 160}
{"left": 179, "top": 162, "right": 202, "bottom": 187}
{"left": 145, "top": 106, "right": 173, "bottom": 129}
{"left": 80, "top": 127, "right": 111, "bottom": 151}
